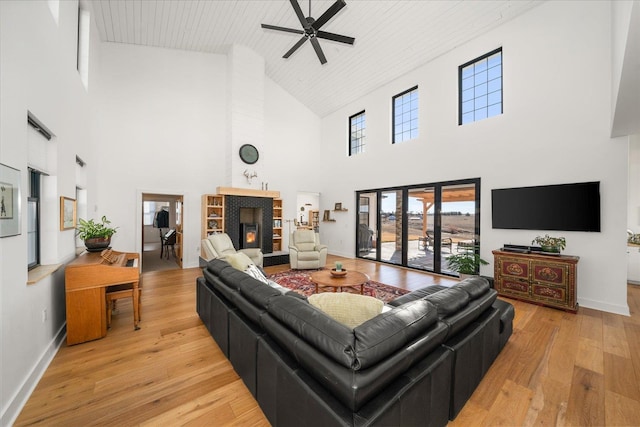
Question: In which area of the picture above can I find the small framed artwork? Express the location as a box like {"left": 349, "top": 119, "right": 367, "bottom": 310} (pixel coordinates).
{"left": 334, "top": 203, "right": 342, "bottom": 211}
{"left": 323, "top": 210, "right": 331, "bottom": 221}
{"left": 0, "top": 163, "right": 21, "bottom": 237}
{"left": 60, "top": 196, "right": 77, "bottom": 230}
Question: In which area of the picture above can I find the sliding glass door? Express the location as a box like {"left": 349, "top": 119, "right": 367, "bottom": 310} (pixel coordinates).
{"left": 357, "top": 179, "right": 480, "bottom": 276}
{"left": 439, "top": 183, "right": 478, "bottom": 274}
{"left": 380, "top": 190, "right": 403, "bottom": 265}
{"left": 407, "top": 186, "right": 435, "bottom": 270}
{"left": 357, "top": 193, "right": 377, "bottom": 260}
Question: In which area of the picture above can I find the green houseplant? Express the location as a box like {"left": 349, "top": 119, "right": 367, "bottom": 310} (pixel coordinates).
{"left": 77, "top": 215, "right": 118, "bottom": 251}
{"left": 531, "top": 234, "right": 566, "bottom": 253}
{"left": 446, "top": 249, "right": 489, "bottom": 278}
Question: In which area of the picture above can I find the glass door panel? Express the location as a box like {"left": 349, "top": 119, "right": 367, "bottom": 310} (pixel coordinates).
{"left": 440, "top": 184, "right": 477, "bottom": 275}
{"left": 408, "top": 187, "right": 435, "bottom": 270}
{"left": 357, "top": 193, "right": 377, "bottom": 260}
{"left": 380, "top": 190, "right": 403, "bottom": 265}
{"left": 356, "top": 179, "right": 479, "bottom": 276}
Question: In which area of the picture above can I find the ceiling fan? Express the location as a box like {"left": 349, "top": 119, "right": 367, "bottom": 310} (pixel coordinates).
{"left": 261, "top": 0, "right": 355, "bottom": 65}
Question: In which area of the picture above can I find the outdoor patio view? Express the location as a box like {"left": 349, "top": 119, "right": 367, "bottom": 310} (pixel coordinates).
{"left": 358, "top": 181, "right": 479, "bottom": 276}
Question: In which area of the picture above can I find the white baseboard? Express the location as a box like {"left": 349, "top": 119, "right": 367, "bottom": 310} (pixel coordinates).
{"left": 578, "top": 298, "right": 630, "bottom": 316}
{"left": 1, "top": 324, "right": 66, "bottom": 426}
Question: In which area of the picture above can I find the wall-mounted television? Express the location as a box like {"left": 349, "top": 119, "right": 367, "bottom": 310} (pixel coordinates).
{"left": 491, "top": 182, "right": 601, "bottom": 232}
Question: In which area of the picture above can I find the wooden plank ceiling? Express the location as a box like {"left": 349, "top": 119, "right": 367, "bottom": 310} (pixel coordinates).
{"left": 88, "top": 0, "right": 544, "bottom": 117}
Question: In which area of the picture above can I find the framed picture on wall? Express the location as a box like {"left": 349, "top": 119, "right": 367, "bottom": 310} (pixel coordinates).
{"left": 0, "top": 163, "right": 21, "bottom": 237}
{"left": 60, "top": 196, "right": 77, "bottom": 230}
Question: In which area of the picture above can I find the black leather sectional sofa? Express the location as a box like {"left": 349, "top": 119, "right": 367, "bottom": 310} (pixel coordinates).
{"left": 196, "top": 259, "right": 514, "bottom": 426}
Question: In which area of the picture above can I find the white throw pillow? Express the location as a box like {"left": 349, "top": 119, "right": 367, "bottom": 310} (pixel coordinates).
{"left": 267, "top": 280, "right": 289, "bottom": 294}
{"left": 308, "top": 292, "right": 384, "bottom": 329}
{"left": 244, "top": 264, "right": 269, "bottom": 284}
{"left": 225, "top": 252, "right": 254, "bottom": 271}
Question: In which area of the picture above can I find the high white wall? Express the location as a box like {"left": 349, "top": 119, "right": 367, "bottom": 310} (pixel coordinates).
{"left": 630, "top": 135, "right": 640, "bottom": 232}
{"left": 91, "top": 43, "right": 227, "bottom": 267}
{"left": 0, "top": 1, "right": 100, "bottom": 424}
{"left": 319, "top": 1, "right": 630, "bottom": 315}
{"left": 92, "top": 43, "right": 322, "bottom": 267}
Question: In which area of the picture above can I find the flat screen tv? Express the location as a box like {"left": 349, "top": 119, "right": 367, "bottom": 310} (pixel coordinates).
{"left": 491, "top": 182, "right": 601, "bottom": 232}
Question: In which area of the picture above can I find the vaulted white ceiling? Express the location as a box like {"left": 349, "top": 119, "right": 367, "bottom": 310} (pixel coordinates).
{"left": 88, "top": 0, "right": 544, "bottom": 117}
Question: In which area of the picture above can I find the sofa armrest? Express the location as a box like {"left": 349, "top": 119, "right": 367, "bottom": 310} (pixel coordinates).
{"left": 201, "top": 238, "right": 218, "bottom": 260}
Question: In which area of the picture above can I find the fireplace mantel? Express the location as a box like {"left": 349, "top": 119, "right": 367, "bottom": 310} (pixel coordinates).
{"left": 217, "top": 186, "right": 280, "bottom": 199}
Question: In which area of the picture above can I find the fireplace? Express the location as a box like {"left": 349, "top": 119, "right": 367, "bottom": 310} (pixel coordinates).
{"left": 241, "top": 223, "right": 259, "bottom": 249}
{"left": 226, "top": 196, "right": 274, "bottom": 253}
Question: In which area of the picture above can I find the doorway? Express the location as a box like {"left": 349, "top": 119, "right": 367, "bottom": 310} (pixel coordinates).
{"left": 296, "top": 191, "right": 320, "bottom": 233}
{"left": 141, "top": 193, "right": 183, "bottom": 273}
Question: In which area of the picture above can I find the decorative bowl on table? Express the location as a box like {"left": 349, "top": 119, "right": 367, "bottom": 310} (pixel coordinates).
{"left": 330, "top": 268, "right": 347, "bottom": 277}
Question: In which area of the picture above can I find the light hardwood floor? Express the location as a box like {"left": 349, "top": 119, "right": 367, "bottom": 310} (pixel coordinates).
{"left": 15, "top": 256, "right": 640, "bottom": 426}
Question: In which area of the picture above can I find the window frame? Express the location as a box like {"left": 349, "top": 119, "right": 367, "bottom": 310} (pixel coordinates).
{"left": 392, "top": 86, "right": 419, "bottom": 144}
{"left": 458, "top": 47, "right": 503, "bottom": 125}
{"left": 27, "top": 170, "right": 42, "bottom": 270}
{"left": 349, "top": 110, "right": 366, "bottom": 156}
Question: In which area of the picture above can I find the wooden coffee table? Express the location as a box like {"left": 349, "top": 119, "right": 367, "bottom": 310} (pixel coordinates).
{"left": 310, "top": 270, "right": 369, "bottom": 294}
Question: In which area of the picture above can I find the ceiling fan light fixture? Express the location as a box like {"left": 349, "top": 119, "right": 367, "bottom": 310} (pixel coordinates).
{"left": 261, "top": 0, "right": 355, "bottom": 65}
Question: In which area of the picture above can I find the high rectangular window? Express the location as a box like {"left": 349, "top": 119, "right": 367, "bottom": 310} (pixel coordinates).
{"left": 459, "top": 48, "right": 502, "bottom": 125}
{"left": 393, "top": 86, "right": 418, "bottom": 143}
{"left": 349, "top": 111, "right": 366, "bottom": 155}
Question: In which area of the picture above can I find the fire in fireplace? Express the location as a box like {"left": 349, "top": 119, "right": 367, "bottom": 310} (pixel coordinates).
{"left": 241, "top": 223, "right": 259, "bottom": 249}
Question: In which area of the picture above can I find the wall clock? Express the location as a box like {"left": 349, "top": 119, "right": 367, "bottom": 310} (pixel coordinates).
{"left": 239, "top": 144, "right": 259, "bottom": 165}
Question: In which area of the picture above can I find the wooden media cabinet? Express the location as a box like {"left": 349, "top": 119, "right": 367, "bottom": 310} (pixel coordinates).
{"left": 493, "top": 249, "right": 579, "bottom": 312}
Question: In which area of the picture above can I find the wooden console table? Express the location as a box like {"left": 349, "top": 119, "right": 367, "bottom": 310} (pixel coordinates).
{"left": 493, "top": 249, "right": 579, "bottom": 312}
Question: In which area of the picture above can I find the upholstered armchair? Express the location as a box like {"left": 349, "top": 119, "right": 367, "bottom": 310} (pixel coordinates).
{"left": 201, "top": 233, "right": 263, "bottom": 267}
{"left": 289, "top": 229, "right": 328, "bottom": 269}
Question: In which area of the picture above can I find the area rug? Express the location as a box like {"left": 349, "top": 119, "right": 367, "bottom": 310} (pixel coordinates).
{"left": 267, "top": 269, "right": 409, "bottom": 303}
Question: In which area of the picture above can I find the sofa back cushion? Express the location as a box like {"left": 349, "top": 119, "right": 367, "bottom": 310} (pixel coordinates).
{"left": 207, "top": 233, "right": 237, "bottom": 257}
{"left": 267, "top": 296, "right": 357, "bottom": 369}
{"left": 204, "top": 259, "right": 283, "bottom": 325}
{"left": 353, "top": 299, "right": 439, "bottom": 369}
{"left": 456, "top": 276, "right": 490, "bottom": 299}
{"left": 292, "top": 229, "right": 317, "bottom": 252}
{"left": 425, "top": 287, "right": 470, "bottom": 318}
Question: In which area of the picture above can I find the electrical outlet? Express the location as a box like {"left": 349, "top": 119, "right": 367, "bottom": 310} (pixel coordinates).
{"left": 42, "top": 309, "right": 47, "bottom": 323}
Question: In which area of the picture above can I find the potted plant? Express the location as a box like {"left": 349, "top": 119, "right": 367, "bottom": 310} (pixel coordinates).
{"left": 446, "top": 248, "right": 489, "bottom": 279}
{"left": 77, "top": 215, "right": 118, "bottom": 251}
{"left": 531, "top": 234, "right": 566, "bottom": 253}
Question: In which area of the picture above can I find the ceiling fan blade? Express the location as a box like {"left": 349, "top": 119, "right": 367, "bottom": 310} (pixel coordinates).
{"left": 310, "top": 37, "right": 327, "bottom": 64}
{"left": 261, "top": 23, "right": 304, "bottom": 35}
{"left": 289, "top": 0, "right": 310, "bottom": 29}
{"left": 312, "top": 0, "right": 346, "bottom": 30}
{"left": 316, "top": 30, "right": 355, "bottom": 45}
{"left": 283, "top": 36, "right": 308, "bottom": 58}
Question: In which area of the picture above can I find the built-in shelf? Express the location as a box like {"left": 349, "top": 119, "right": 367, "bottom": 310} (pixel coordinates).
{"left": 272, "top": 198, "right": 283, "bottom": 252}
{"left": 202, "top": 192, "right": 283, "bottom": 254}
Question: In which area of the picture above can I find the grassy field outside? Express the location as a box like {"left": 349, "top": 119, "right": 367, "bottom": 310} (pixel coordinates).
{"left": 380, "top": 214, "right": 476, "bottom": 243}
